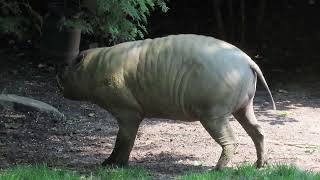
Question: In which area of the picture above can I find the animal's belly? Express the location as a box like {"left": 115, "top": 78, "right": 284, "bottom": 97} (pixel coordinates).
{"left": 144, "top": 110, "right": 199, "bottom": 122}
{"left": 145, "top": 105, "right": 199, "bottom": 122}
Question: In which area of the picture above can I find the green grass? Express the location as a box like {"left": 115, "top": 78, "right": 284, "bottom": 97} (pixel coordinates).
{"left": 0, "top": 165, "right": 81, "bottom": 180}
{"left": 0, "top": 165, "right": 151, "bottom": 180}
{"left": 277, "top": 111, "right": 290, "bottom": 117}
{"left": 1, "top": 164, "right": 319, "bottom": 180}
{"left": 95, "top": 167, "right": 151, "bottom": 180}
{"left": 180, "top": 165, "right": 320, "bottom": 180}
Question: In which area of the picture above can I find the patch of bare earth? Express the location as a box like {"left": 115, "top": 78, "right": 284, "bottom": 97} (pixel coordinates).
{"left": 0, "top": 51, "right": 319, "bottom": 179}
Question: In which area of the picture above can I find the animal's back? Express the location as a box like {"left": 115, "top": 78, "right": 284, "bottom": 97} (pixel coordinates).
{"left": 120, "top": 34, "right": 256, "bottom": 120}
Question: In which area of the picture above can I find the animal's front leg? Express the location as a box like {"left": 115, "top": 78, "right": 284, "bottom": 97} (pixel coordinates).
{"left": 102, "top": 110, "right": 142, "bottom": 167}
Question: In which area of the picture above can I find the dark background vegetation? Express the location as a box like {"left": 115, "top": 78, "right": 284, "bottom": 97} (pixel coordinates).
{"left": 1, "top": 0, "right": 319, "bottom": 73}
{"left": 148, "top": 0, "right": 320, "bottom": 68}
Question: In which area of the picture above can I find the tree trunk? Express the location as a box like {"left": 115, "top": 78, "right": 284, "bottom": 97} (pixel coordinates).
{"left": 256, "top": 0, "right": 266, "bottom": 47}
{"left": 240, "top": 0, "right": 246, "bottom": 44}
{"left": 228, "top": 0, "right": 234, "bottom": 41}
{"left": 213, "top": 0, "right": 226, "bottom": 39}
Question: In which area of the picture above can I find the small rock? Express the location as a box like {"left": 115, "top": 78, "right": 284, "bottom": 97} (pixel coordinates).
{"left": 51, "top": 127, "right": 58, "bottom": 131}
{"left": 4, "top": 122, "right": 21, "bottom": 129}
{"left": 88, "top": 113, "right": 95, "bottom": 117}
{"left": 278, "top": 89, "right": 288, "bottom": 93}
{"left": 37, "top": 63, "right": 47, "bottom": 68}
{"left": 263, "top": 102, "right": 270, "bottom": 105}
{"left": 193, "top": 161, "right": 203, "bottom": 167}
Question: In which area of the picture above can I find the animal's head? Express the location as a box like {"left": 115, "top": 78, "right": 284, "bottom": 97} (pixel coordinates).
{"left": 56, "top": 49, "right": 94, "bottom": 101}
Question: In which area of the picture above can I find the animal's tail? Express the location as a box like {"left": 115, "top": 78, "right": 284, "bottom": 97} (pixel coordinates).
{"left": 248, "top": 59, "right": 276, "bottom": 110}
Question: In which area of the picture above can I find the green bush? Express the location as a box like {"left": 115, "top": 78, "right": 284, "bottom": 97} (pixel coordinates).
{"left": 0, "top": 0, "right": 42, "bottom": 41}
{"left": 66, "top": 0, "right": 169, "bottom": 44}
{"left": 0, "top": 0, "right": 168, "bottom": 45}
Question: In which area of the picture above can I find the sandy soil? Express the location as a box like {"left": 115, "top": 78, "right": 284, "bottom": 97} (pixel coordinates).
{"left": 0, "top": 51, "right": 319, "bottom": 179}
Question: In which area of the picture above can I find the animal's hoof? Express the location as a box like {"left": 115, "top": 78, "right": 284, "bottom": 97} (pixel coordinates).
{"left": 101, "top": 159, "right": 127, "bottom": 167}
{"left": 255, "top": 160, "right": 268, "bottom": 169}
{"left": 101, "top": 159, "right": 111, "bottom": 167}
{"left": 211, "top": 166, "right": 223, "bottom": 171}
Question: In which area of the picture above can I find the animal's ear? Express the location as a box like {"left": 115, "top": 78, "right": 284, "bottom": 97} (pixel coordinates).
{"left": 72, "top": 49, "right": 93, "bottom": 66}
{"left": 72, "top": 53, "right": 85, "bottom": 66}
{"left": 70, "top": 51, "right": 88, "bottom": 66}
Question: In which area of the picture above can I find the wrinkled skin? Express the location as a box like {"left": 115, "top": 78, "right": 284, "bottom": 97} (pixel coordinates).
{"left": 57, "top": 34, "right": 275, "bottom": 170}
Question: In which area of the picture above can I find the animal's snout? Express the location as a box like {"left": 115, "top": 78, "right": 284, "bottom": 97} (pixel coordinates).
{"left": 54, "top": 51, "right": 84, "bottom": 96}
{"left": 55, "top": 62, "right": 69, "bottom": 92}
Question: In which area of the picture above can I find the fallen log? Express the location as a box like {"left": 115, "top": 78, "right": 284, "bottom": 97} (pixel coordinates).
{"left": 0, "top": 94, "right": 65, "bottom": 121}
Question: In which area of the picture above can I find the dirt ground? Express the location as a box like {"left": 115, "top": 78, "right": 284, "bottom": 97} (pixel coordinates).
{"left": 0, "top": 50, "right": 319, "bottom": 179}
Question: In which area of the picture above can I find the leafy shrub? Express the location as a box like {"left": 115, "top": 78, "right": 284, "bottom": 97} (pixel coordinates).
{"left": 0, "top": 0, "right": 42, "bottom": 41}
{"left": 66, "top": 0, "right": 169, "bottom": 44}
{"left": 0, "top": 0, "right": 168, "bottom": 45}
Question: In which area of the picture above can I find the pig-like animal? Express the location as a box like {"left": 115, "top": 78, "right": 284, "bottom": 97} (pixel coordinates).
{"left": 57, "top": 34, "right": 276, "bottom": 170}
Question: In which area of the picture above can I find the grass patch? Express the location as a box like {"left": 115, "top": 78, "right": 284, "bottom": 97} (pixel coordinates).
{"left": 1, "top": 164, "right": 319, "bottom": 180}
{"left": 0, "top": 165, "right": 151, "bottom": 180}
{"left": 0, "top": 165, "right": 81, "bottom": 180}
{"left": 95, "top": 167, "right": 151, "bottom": 180}
{"left": 180, "top": 164, "right": 320, "bottom": 180}
{"left": 277, "top": 111, "right": 290, "bottom": 117}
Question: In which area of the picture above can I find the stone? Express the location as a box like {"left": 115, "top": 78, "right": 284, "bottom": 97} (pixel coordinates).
{"left": 0, "top": 94, "right": 65, "bottom": 120}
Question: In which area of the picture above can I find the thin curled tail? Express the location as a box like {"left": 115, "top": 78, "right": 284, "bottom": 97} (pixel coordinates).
{"left": 248, "top": 59, "right": 276, "bottom": 110}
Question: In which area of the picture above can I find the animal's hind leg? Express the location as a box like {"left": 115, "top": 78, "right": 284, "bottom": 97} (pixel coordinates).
{"left": 233, "top": 100, "right": 266, "bottom": 168}
{"left": 200, "top": 114, "right": 238, "bottom": 170}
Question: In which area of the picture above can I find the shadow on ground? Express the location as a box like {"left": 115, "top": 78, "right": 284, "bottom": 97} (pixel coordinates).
{"left": 133, "top": 152, "right": 212, "bottom": 175}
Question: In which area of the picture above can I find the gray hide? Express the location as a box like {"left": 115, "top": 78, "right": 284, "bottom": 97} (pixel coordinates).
{"left": 57, "top": 34, "right": 276, "bottom": 170}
